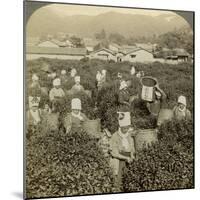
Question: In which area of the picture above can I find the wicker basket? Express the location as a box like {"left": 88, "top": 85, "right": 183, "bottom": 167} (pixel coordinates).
{"left": 83, "top": 119, "right": 101, "bottom": 138}
{"left": 157, "top": 109, "right": 173, "bottom": 126}
{"left": 141, "top": 76, "right": 157, "bottom": 102}
{"left": 134, "top": 128, "right": 158, "bottom": 151}
{"left": 41, "top": 87, "right": 49, "bottom": 96}
{"left": 65, "top": 89, "right": 74, "bottom": 96}
{"left": 45, "top": 113, "right": 59, "bottom": 132}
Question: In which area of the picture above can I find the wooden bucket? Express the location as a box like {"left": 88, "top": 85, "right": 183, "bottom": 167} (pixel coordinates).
{"left": 141, "top": 76, "right": 157, "bottom": 102}
{"left": 134, "top": 129, "right": 158, "bottom": 151}
{"left": 83, "top": 119, "right": 101, "bottom": 138}
{"left": 157, "top": 109, "right": 173, "bottom": 126}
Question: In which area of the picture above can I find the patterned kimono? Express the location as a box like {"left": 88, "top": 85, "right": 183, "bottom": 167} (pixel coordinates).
{"left": 26, "top": 109, "right": 42, "bottom": 138}
{"left": 173, "top": 106, "right": 191, "bottom": 120}
{"left": 27, "top": 109, "right": 42, "bottom": 127}
{"left": 109, "top": 130, "right": 135, "bottom": 185}
{"left": 49, "top": 87, "right": 65, "bottom": 112}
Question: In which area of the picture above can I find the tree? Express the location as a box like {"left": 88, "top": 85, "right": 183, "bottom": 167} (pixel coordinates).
{"left": 70, "top": 36, "right": 84, "bottom": 48}
{"left": 93, "top": 39, "right": 109, "bottom": 51}
{"left": 157, "top": 27, "right": 193, "bottom": 54}
{"left": 158, "top": 32, "right": 180, "bottom": 49}
{"left": 94, "top": 29, "right": 106, "bottom": 40}
{"left": 108, "top": 33, "right": 126, "bottom": 45}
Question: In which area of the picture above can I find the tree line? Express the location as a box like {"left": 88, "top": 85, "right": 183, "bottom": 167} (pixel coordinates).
{"left": 38, "top": 26, "right": 193, "bottom": 54}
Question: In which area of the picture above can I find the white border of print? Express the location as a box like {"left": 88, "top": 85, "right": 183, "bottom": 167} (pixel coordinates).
{"left": 0, "top": 0, "right": 199, "bottom": 200}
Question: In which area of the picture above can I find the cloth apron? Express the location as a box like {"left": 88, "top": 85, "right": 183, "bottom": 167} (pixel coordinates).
{"left": 110, "top": 152, "right": 131, "bottom": 187}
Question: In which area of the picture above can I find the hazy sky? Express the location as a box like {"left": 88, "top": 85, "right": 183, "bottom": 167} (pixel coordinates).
{"left": 45, "top": 4, "right": 176, "bottom": 17}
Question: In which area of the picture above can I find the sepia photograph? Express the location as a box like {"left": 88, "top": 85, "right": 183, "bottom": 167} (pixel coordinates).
{"left": 24, "top": 1, "right": 194, "bottom": 199}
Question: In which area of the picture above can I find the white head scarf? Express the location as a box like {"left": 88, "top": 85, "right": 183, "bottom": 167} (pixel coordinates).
{"left": 29, "top": 96, "right": 40, "bottom": 108}
{"left": 96, "top": 71, "right": 102, "bottom": 82}
{"left": 61, "top": 70, "right": 66, "bottom": 75}
{"left": 74, "top": 76, "right": 80, "bottom": 83}
{"left": 177, "top": 95, "right": 187, "bottom": 114}
{"left": 117, "top": 72, "right": 122, "bottom": 79}
{"left": 71, "top": 98, "right": 82, "bottom": 110}
{"left": 71, "top": 68, "right": 77, "bottom": 77}
{"left": 131, "top": 66, "right": 136, "bottom": 75}
{"left": 118, "top": 112, "right": 131, "bottom": 127}
{"left": 53, "top": 78, "right": 61, "bottom": 86}
{"left": 178, "top": 95, "right": 187, "bottom": 106}
{"left": 136, "top": 72, "right": 141, "bottom": 78}
{"left": 102, "top": 69, "right": 107, "bottom": 75}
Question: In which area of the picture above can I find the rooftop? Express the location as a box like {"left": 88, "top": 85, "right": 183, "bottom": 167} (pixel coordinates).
{"left": 27, "top": 46, "right": 87, "bottom": 55}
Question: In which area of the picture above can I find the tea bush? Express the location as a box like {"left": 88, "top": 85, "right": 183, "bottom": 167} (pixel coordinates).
{"left": 26, "top": 58, "right": 194, "bottom": 194}
{"left": 123, "top": 119, "right": 194, "bottom": 192}
{"left": 26, "top": 130, "right": 120, "bottom": 199}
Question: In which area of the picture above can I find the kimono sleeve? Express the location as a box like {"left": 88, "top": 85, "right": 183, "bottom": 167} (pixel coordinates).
{"left": 186, "top": 109, "right": 192, "bottom": 120}
{"left": 109, "top": 134, "right": 119, "bottom": 157}
{"left": 118, "top": 91, "right": 124, "bottom": 104}
{"left": 49, "top": 89, "right": 54, "bottom": 101}
{"left": 80, "top": 85, "right": 85, "bottom": 91}
{"left": 61, "top": 89, "right": 65, "bottom": 97}
{"left": 130, "top": 136, "right": 136, "bottom": 154}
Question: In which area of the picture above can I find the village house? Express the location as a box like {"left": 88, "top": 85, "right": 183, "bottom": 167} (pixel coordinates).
{"left": 83, "top": 38, "right": 99, "bottom": 52}
{"left": 88, "top": 47, "right": 156, "bottom": 63}
{"left": 163, "top": 48, "right": 190, "bottom": 64}
{"left": 108, "top": 43, "right": 121, "bottom": 52}
{"left": 154, "top": 47, "right": 191, "bottom": 64}
{"left": 115, "top": 52, "right": 125, "bottom": 62}
{"left": 118, "top": 47, "right": 155, "bottom": 63}
{"left": 26, "top": 46, "right": 87, "bottom": 60}
{"left": 135, "top": 43, "right": 155, "bottom": 52}
{"left": 119, "top": 45, "right": 138, "bottom": 54}
{"left": 88, "top": 48, "right": 116, "bottom": 61}
{"left": 37, "top": 40, "right": 60, "bottom": 48}
{"left": 174, "top": 48, "right": 190, "bottom": 62}
{"left": 37, "top": 39, "right": 75, "bottom": 48}
{"left": 65, "top": 40, "right": 74, "bottom": 48}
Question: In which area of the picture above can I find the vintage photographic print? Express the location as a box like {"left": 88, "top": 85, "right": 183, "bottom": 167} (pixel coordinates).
{"left": 24, "top": 1, "right": 194, "bottom": 199}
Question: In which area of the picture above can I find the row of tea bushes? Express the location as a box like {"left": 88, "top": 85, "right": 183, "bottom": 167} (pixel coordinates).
{"left": 26, "top": 130, "right": 120, "bottom": 199}
{"left": 123, "top": 119, "right": 194, "bottom": 192}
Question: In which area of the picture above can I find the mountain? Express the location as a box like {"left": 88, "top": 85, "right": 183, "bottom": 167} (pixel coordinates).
{"left": 26, "top": 7, "right": 190, "bottom": 38}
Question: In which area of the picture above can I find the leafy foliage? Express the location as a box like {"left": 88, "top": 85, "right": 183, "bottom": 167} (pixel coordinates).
{"left": 123, "top": 119, "right": 194, "bottom": 192}
{"left": 26, "top": 130, "right": 120, "bottom": 199}
{"left": 26, "top": 58, "right": 194, "bottom": 196}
